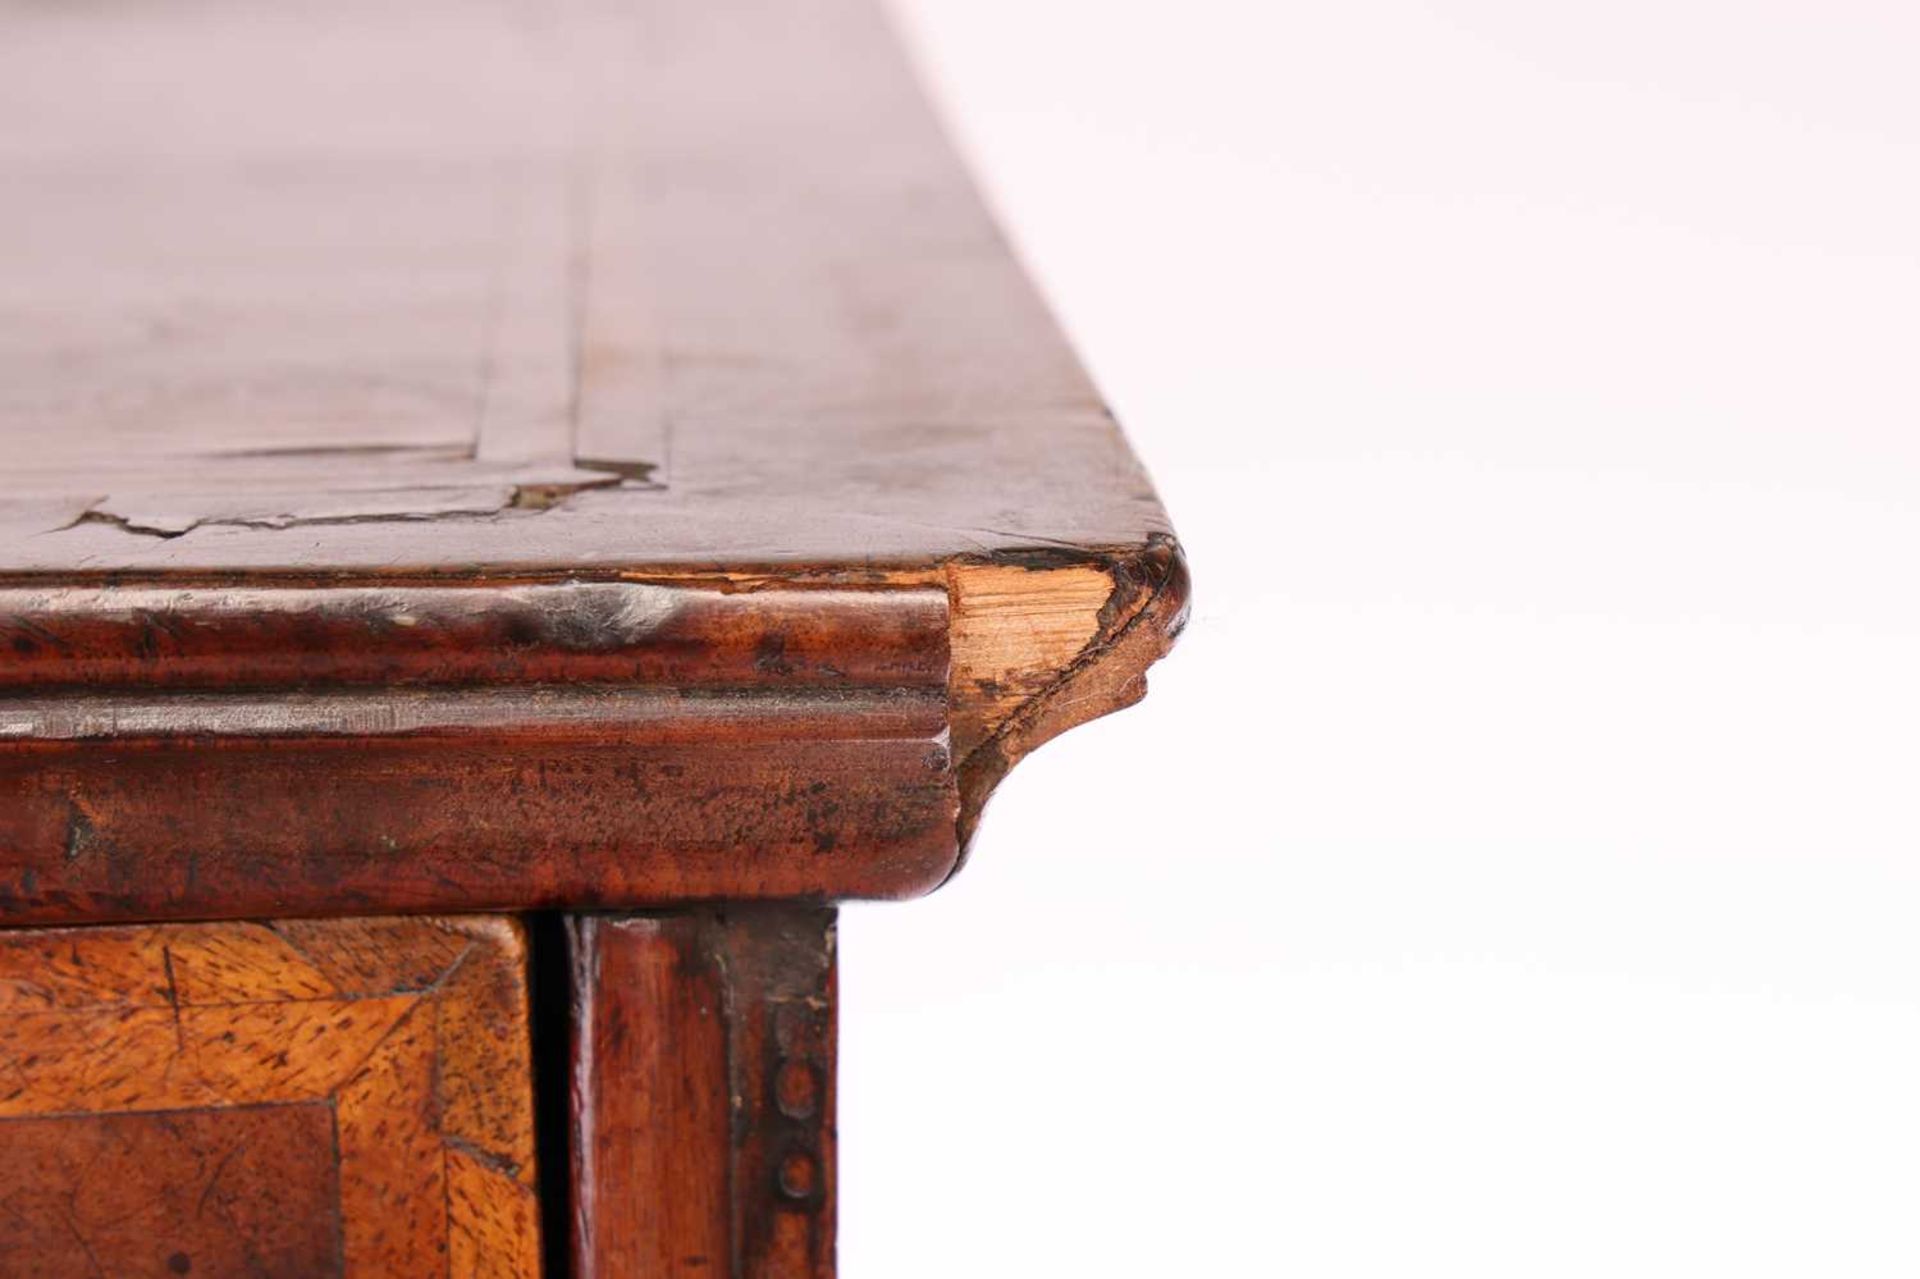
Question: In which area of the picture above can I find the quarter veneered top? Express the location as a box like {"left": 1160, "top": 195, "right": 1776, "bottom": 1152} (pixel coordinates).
{"left": 0, "top": 0, "right": 1186, "bottom": 924}
{"left": 0, "top": 0, "right": 1170, "bottom": 576}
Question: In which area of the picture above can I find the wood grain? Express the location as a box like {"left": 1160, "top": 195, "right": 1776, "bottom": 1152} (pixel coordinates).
{"left": 571, "top": 909, "right": 836, "bottom": 1279}
{"left": 949, "top": 540, "right": 1190, "bottom": 852}
{"left": 0, "top": 1103, "right": 342, "bottom": 1277}
{"left": 0, "top": 584, "right": 956, "bottom": 925}
{"left": 0, "top": 916, "right": 540, "bottom": 1276}
{"left": 0, "top": 0, "right": 1168, "bottom": 574}
{"left": 0, "top": 0, "right": 1186, "bottom": 924}
{"left": 0, "top": 0, "right": 1189, "bottom": 1271}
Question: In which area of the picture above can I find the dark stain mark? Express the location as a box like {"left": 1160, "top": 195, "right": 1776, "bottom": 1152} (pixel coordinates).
{"left": 753, "top": 633, "right": 794, "bottom": 677}
{"left": 64, "top": 802, "right": 97, "bottom": 862}
{"left": 961, "top": 544, "right": 1099, "bottom": 572}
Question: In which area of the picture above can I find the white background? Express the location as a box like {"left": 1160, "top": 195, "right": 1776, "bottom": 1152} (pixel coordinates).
{"left": 843, "top": 2, "right": 1920, "bottom": 1275}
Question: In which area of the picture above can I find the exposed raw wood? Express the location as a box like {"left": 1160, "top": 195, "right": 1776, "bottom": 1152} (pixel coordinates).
{"left": 0, "top": 915, "right": 540, "bottom": 1276}
{"left": 571, "top": 908, "right": 836, "bottom": 1279}
{"left": 947, "top": 561, "right": 1120, "bottom": 760}
{"left": 947, "top": 539, "right": 1190, "bottom": 848}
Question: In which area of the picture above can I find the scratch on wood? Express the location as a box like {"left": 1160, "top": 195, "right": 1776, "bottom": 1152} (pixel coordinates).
{"left": 161, "top": 945, "right": 187, "bottom": 1054}
{"left": 195, "top": 1140, "right": 247, "bottom": 1218}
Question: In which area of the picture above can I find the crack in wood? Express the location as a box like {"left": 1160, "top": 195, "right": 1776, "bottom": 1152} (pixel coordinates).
{"left": 66, "top": 471, "right": 659, "bottom": 539}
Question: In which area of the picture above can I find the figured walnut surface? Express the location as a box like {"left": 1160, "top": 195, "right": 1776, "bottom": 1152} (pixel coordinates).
{"left": 0, "top": 915, "right": 541, "bottom": 1276}
{"left": 0, "top": 0, "right": 1187, "bottom": 924}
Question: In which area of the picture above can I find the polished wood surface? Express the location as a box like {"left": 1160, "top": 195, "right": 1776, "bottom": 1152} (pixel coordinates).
{"left": 0, "top": 916, "right": 540, "bottom": 1275}
{"left": 0, "top": 0, "right": 1168, "bottom": 573}
{"left": 0, "top": 0, "right": 1186, "bottom": 1270}
{"left": 570, "top": 909, "right": 836, "bottom": 1279}
{"left": 0, "top": 0, "right": 1187, "bottom": 928}
{"left": 0, "top": 582, "right": 954, "bottom": 924}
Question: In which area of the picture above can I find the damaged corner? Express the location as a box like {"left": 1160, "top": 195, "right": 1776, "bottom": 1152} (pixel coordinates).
{"left": 945, "top": 534, "right": 1190, "bottom": 867}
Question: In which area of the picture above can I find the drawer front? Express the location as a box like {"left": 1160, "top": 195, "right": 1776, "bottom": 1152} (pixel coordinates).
{"left": 0, "top": 916, "right": 539, "bottom": 1276}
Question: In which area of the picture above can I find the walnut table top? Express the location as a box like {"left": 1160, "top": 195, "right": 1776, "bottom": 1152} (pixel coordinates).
{"left": 0, "top": 0, "right": 1187, "bottom": 927}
